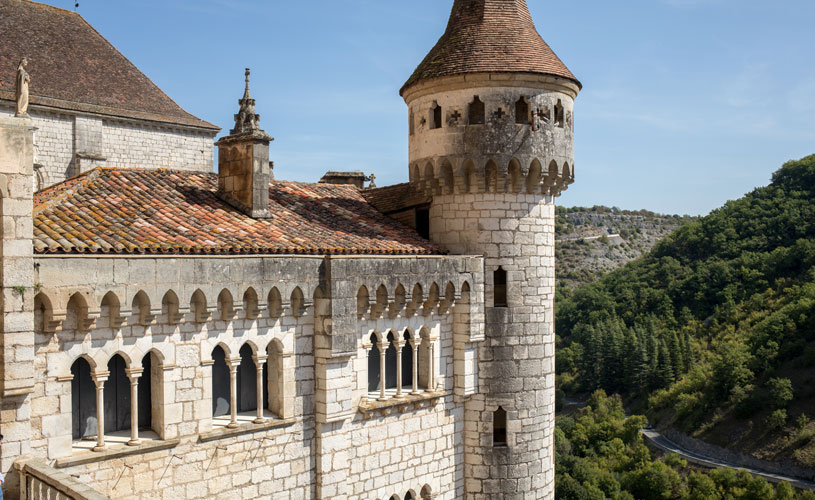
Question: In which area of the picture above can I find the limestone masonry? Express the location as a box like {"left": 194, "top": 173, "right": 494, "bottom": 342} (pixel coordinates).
{"left": 0, "top": 0, "right": 579, "bottom": 499}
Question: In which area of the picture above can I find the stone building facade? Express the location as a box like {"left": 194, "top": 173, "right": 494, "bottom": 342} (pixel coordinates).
{"left": 0, "top": 1, "right": 579, "bottom": 499}
{"left": 0, "top": 0, "right": 219, "bottom": 190}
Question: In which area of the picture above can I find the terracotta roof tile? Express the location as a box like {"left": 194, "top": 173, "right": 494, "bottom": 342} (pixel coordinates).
{"left": 0, "top": 0, "right": 217, "bottom": 129}
{"left": 402, "top": 0, "right": 580, "bottom": 93}
{"left": 33, "top": 169, "right": 442, "bottom": 256}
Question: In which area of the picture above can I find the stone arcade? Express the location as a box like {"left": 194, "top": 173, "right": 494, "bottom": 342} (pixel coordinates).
{"left": 0, "top": 0, "right": 579, "bottom": 499}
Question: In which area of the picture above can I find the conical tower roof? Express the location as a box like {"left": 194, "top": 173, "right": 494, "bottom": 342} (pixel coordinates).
{"left": 401, "top": 0, "right": 580, "bottom": 94}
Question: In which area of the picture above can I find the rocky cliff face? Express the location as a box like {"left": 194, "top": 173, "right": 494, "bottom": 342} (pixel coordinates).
{"left": 555, "top": 207, "right": 695, "bottom": 288}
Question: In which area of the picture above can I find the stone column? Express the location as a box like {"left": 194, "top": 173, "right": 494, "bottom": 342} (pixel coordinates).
{"left": 125, "top": 368, "right": 143, "bottom": 446}
{"left": 395, "top": 340, "right": 404, "bottom": 398}
{"left": 92, "top": 371, "right": 109, "bottom": 451}
{"left": 0, "top": 116, "right": 36, "bottom": 496}
{"left": 377, "top": 340, "right": 388, "bottom": 401}
{"left": 228, "top": 359, "right": 240, "bottom": 428}
{"left": 253, "top": 354, "right": 267, "bottom": 423}
{"left": 410, "top": 338, "right": 420, "bottom": 395}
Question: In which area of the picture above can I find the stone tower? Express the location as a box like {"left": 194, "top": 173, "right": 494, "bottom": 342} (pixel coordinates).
{"left": 401, "top": 1, "right": 581, "bottom": 498}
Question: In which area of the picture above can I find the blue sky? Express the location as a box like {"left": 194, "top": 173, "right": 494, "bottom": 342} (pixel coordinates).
{"left": 39, "top": 0, "right": 815, "bottom": 215}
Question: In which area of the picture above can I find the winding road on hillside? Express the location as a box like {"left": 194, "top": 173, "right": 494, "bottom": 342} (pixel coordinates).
{"left": 640, "top": 428, "right": 815, "bottom": 491}
{"left": 562, "top": 398, "right": 815, "bottom": 490}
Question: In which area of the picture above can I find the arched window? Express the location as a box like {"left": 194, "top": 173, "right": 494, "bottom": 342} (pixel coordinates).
{"left": 138, "top": 353, "right": 153, "bottom": 432}
{"left": 104, "top": 355, "right": 130, "bottom": 434}
{"left": 554, "top": 99, "right": 564, "bottom": 128}
{"left": 368, "top": 333, "right": 380, "bottom": 393}
{"left": 385, "top": 332, "right": 398, "bottom": 390}
{"left": 405, "top": 492, "right": 415, "bottom": 500}
{"left": 211, "top": 346, "right": 230, "bottom": 417}
{"left": 71, "top": 358, "right": 96, "bottom": 440}
{"left": 421, "top": 485, "right": 433, "bottom": 500}
{"left": 431, "top": 102, "right": 442, "bottom": 130}
{"left": 494, "top": 406, "right": 508, "bottom": 447}
{"left": 515, "top": 96, "right": 530, "bottom": 125}
{"left": 468, "top": 96, "right": 485, "bottom": 125}
{"left": 494, "top": 267, "right": 508, "bottom": 307}
{"left": 402, "top": 331, "right": 414, "bottom": 392}
{"left": 237, "top": 344, "right": 257, "bottom": 413}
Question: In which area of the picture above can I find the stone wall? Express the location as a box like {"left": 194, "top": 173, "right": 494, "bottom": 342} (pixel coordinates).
{"left": 430, "top": 193, "right": 557, "bottom": 500}
{"left": 22, "top": 254, "right": 482, "bottom": 500}
{"left": 0, "top": 104, "right": 216, "bottom": 189}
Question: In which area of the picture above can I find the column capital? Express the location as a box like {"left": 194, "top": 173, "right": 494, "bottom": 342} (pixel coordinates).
{"left": 91, "top": 370, "right": 110, "bottom": 384}
{"left": 228, "top": 358, "right": 241, "bottom": 369}
{"left": 125, "top": 367, "right": 144, "bottom": 380}
{"left": 253, "top": 354, "right": 268, "bottom": 366}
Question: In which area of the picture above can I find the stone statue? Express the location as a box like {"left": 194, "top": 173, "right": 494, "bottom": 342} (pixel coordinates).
{"left": 15, "top": 58, "right": 30, "bottom": 118}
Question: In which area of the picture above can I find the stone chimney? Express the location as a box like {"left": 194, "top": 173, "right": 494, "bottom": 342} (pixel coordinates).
{"left": 216, "top": 68, "right": 273, "bottom": 218}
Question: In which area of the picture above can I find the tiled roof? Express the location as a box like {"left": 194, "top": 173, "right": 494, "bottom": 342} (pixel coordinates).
{"left": 33, "top": 168, "right": 442, "bottom": 255}
{"left": 402, "top": 0, "right": 580, "bottom": 93}
{"left": 362, "top": 183, "right": 430, "bottom": 215}
{"left": 0, "top": 0, "right": 217, "bottom": 130}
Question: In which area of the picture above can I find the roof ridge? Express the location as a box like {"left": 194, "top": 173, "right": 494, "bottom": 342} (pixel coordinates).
{"left": 16, "top": 0, "right": 78, "bottom": 16}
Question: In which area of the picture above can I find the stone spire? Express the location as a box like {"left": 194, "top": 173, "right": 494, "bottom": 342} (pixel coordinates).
{"left": 216, "top": 68, "right": 273, "bottom": 218}
{"left": 230, "top": 68, "right": 271, "bottom": 139}
{"left": 401, "top": 0, "right": 580, "bottom": 94}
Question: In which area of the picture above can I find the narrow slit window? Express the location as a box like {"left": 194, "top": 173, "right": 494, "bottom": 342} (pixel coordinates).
{"left": 515, "top": 97, "right": 530, "bottom": 125}
{"left": 493, "top": 267, "right": 507, "bottom": 307}
{"left": 493, "top": 406, "right": 508, "bottom": 447}
{"left": 409, "top": 111, "right": 415, "bottom": 136}
{"left": 468, "top": 96, "right": 485, "bottom": 125}
{"left": 431, "top": 103, "right": 442, "bottom": 130}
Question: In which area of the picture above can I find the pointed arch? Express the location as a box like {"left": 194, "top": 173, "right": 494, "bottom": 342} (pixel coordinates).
{"left": 424, "top": 282, "right": 440, "bottom": 316}
{"left": 402, "top": 329, "right": 414, "bottom": 392}
{"left": 290, "top": 287, "right": 305, "bottom": 317}
{"left": 268, "top": 287, "right": 283, "bottom": 320}
{"left": 420, "top": 485, "right": 433, "bottom": 500}
{"left": 462, "top": 159, "right": 476, "bottom": 194}
{"left": 526, "top": 159, "right": 542, "bottom": 194}
{"left": 161, "top": 290, "right": 181, "bottom": 324}
{"left": 484, "top": 159, "right": 498, "bottom": 193}
{"left": 104, "top": 354, "right": 131, "bottom": 434}
{"left": 65, "top": 292, "right": 90, "bottom": 332}
{"left": 71, "top": 356, "right": 96, "bottom": 440}
{"left": 131, "top": 290, "right": 153, "bottom": 326}
{"left": 468, "top": 96, "right": 485, "bottom": 125}
{"left": 385, "top": 331, "right": 398, "bottom": 390}
{"left": 236, "top": 343, "right": 257, "bottom": 413}
{"left": 507, "top": 158, "right": 523, "bottom": 193}
{"left": 367, "top": 332, "right": 380, "bottom": 394}
{"left": 515, "top": 96, "right": 530, "bottom": 125}
{"left": 211, "top": 345, "right": 230, "bottom": 417}
{"left": 357, "top": 285, "right": 370, "bottom": 320}
{"left": 100, "top": 291, "right": 122, "bottom": 329}
{"left": 243, "top": 287, "right": 259, "bottom": 320}
{"left": 191, "top": 289, "right": 209, "bottom": 324}
{"left": 440, "top": 160, "right": 454, "bottom": 195}
{"left": 34, "top": 291, "right": 55, "bottom": 334}
{"left": 374, "top": 284, "right": 389, "bottom": 319}
{"left": 389, "top": 284, "right": 406, "bottom": 319}
{"left": 217, "top": 289, "right": 235, "bottom": 321}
